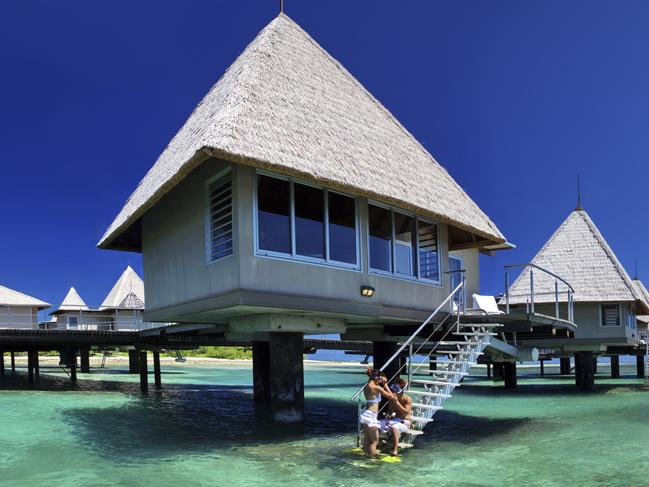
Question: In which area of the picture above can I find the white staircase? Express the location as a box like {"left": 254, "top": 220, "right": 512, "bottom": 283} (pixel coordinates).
{"left": 351, "top": 282, "right": 502, "bottom": 451}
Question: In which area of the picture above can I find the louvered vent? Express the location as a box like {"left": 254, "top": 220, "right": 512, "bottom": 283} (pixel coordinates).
{"left": 601, "top": 304, "right": 620, "bottom": 327}
{"left": 208, "top": 174, "right": 233, "bottom": 262}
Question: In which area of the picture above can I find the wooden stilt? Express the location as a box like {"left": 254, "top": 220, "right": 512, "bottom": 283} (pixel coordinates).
{"left": 27, "top": 351, "right": 34, "bottom": 384}
{"left": 70, "top": 348, "right": 78, "bottom": 382}
{"left": 79, "top": 347, "right": 90, "bottom": 373}
{"left": 10, "top": 352, "right": 15, "bottom": 374}
{"left": 610, "top": 355, "right": 620, "bottom": 378}
{"left": 504, "top": 362, "right": 517, "bottom": 389}
{"left": 539, "top": 359, "right": 545, "bottom": 377}
{"left": 139, "top": 351, "right": 148, "bottom": 392}
{"left": 0, "top": 351, "right": 4, "bottom": 377}
{"left": 34, "top": 351, "right": 39, "bottom": 378}
{"left": 637, "top": 355, "right": 645, "bottom": 379}
{"left": 153, "top": 351, "right": 161, "bottom": 389}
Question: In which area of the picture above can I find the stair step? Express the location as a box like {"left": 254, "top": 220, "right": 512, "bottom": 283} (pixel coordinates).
{"left": 410, "top": 416, "right": 434, "bottom": 424}
{"left": 436, "top": 350, "right": 483, "bottom": 355}
{"left": 428, "top": 359, "right": 471, "bottom": 365}
{"left": 412, "top": 403, "right": 443, "bottom": 411}
{"left": 455, "top": 332, "right": 497, "bottom": 337}
{"left": 461, "top": 323, "right": 503, "bottom": 328}
{"left": 410, "top": 379, "right": 458, "bottom": 387}
{"left": 408, "top": 390, "right": 452, "bottom": 399}
{"left": 405, "top": 429, "right": 424, "bottom": 436}
{"left": 417, "top": 370, "right": 468, "bottom": 376}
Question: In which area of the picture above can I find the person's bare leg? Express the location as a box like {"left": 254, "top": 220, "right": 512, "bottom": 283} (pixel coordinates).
{"left": 368, "top": 427, "right": 379, "bottom": 458}
{"left": 390, "top": 426, "right": 400, "bottom": 456}
{"left": 362, "top": 425, "right": 369, "bottom": 455}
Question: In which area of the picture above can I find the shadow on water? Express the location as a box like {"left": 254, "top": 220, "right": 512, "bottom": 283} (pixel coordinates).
{"left": 461, "top": 376, "right": 649, "bottom": 396}
{"left": 0, "top": 370, "right": 540, "bottom": 462}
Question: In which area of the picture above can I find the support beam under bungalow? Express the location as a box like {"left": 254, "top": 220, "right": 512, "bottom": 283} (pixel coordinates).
{"left": 153, "top": 351, "right": 161, "bottom": 390}
{"left": 0, "top": 351, "right": 4, "bottom": 377}
{"left": 10, "top": 352, "right": 15, "bottom": 374}
{"left": 27, "top": 350, "right": 34, "bottom": 385}
{"left": 252, "top": 341, "right": 271, "bottom": 401}
{"left": 79, "top": 347, "right": 90, "bottom": 373}
{"left": 129, "top": 350, "right": 140, "bottom": 374}
{"left": 268, "top": 333, "right": 304, "bottom": 422}
{"left": 637, "top": 355, "right": 645, "bottom": 379}
{"left": 575, "top": 351, "right": 594, "bottom": 390}
{"left": 559, "top": 357, "right": 571, "bottom": 375}
{"left": 70, "top": 348, "right": 78, "bottom": 382}
{"left": 610, "top": 355, "right": 620, "bottom": 378}
{"left": 34, "top": 351, "right": 39, "bottom": 378}
{"left": 139, "top": 351, "right": 148, "bottom": 393}
{"left": 504, "top": 362, "right": 517, "bottom": 389}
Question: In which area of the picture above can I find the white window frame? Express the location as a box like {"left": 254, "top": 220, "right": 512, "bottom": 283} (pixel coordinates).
{"left": 253, "top": 170, "right": 361, "bottom": 271}
{"left": 599, "top": 302, "right": 621, "bottom": 328}
{"left": 367, "top": 200, "right": 443, "bottom": 286}
{"left": 205, "top": 166, "right": 235, "bottom": 265}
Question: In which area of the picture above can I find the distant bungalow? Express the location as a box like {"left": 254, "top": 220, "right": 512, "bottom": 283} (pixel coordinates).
{"left": 505, "top": 207, "right": 649, "bottom": 388}
{"left": 49, "top": 266, "right": 147, "bottom": 331}
{"left": 0, "top": 285, "right": 50, "bottom": 330}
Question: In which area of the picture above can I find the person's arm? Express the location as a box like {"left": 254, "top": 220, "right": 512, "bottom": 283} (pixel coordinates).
{"left": 390, "top": 396, "right": 412, "bottom": 416}
{"left": 379, "top": 383, "right": 395, "bottom": 400}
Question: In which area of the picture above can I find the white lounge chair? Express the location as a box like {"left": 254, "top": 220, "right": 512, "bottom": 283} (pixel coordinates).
{"left": 472, "top": 294, "right": 505, "bottom": 315}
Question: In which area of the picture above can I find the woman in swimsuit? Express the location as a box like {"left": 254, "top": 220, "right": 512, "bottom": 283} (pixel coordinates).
{"left": 360, "top": 368, "right": 394, "bottom": 458}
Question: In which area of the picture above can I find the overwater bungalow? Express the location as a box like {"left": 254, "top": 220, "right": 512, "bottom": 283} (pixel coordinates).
{"left": 0, "top": 284, "right": 50, "bottom": 330}
{"left": 98, "top": 13, "right": 575, "bottom": 439}
{"left": 504, "top": 207, "right": 649, "bottom": 388}
{"left": 50, "top": 267, "right": 148, "bottom": 331}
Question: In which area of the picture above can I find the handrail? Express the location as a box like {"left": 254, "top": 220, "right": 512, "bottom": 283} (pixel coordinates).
{"left": 349, "top": 281, "right": 465, "bottom": 401}
{"left": 504, "top": 263, "right": 574, "bottom": 292}
{"left": 504, "top": 263, "right": 575, "bottom": 322}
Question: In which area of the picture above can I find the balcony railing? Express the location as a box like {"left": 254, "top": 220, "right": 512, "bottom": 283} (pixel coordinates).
{"left": 504, "top": 263, "right": 575, "bottom": 323}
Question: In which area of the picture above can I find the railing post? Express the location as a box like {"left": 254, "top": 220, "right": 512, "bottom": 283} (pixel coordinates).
{"left": 407, "top": 342, "right": 413, "bottom": 387}
{"left": 505, "top": 271, "right": 510, "bottom": 314}
{"left": 555, "top": 280, "right": 559, "bottom": 318}
{"left": 529, "top": 268, "right": 535, "bottom": 315}
{"left": 462, "top": 273, "right": 467, "bottom": 315}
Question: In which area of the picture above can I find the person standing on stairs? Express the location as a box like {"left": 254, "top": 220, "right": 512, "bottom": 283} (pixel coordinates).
{"left": 381, "top": 378, "right": 413, "bottom": 456}
{"left": 360, "top": 368, "right": 394, "bottom": 458}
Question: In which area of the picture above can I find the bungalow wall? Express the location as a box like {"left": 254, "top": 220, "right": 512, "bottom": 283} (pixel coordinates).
{"left": 0, "top": 306, "right": 37, "bottom": 329}
{"left": 141, "top": 159, "right": 474, "bottom": 323}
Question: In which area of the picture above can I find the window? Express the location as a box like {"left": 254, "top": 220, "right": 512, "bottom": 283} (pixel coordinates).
{"left": 255, "top": 173, "right": 359, "bottom": 268}
{"left": 368, "top": 205, "right": 391, "bottom": 272}
{"left": 207, "top": 170, "right": 234, "bottom": 262}
{"left": 68, "top": 316, "right": 78, "bottom": 326}
{"left": 328, "top": 192, "right": 357, "bottom": 265}
{"left": 294, "top": 183, "right": 325, "bottom": 259}
{"left": 627, "top": 309, "right": 636, "bottom": 329}
{"left": 601, "top": 304, "right": 620, "bottom": 327}
{"left": 368, "top": 203, "right": 441, "bottom": 283}
{"left": 257, "top": 175, "right": 291, "bottom": 254}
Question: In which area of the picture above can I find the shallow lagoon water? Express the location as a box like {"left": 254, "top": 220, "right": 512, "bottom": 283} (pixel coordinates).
{"left": 1, "top": 363, "right": 648, "bottom": 487}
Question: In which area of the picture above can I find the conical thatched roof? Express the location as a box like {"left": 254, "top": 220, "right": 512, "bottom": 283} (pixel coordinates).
{"left": 0, "top": 284, "right": 50, "bottom": 308}
{"left": 506, "top": 209, "right": 649, "bottom": 312}
{"left": 100, "top": 266, "right": 145, "bottom": 310}
{"left": 98, "top": 14, "right": 505, "bottom": 251}
{"left": 57, "top": 287, "right": 89, "bottom": 312}
{"left": 632, "top": 279, "right": 649, "bottom": 323}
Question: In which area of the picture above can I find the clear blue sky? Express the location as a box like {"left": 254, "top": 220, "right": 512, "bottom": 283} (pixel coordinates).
{"left": 1, "top": 0, "right": 648, "bottom": 309}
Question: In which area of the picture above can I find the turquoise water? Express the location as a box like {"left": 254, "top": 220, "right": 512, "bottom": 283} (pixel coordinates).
{"left": 1, "top": 363, "right": 649, "bottom": 486}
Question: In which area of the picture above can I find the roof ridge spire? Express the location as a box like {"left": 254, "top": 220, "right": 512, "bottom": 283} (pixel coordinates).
{"left": 575, "top": 174, "right": 583, "bottom": 211}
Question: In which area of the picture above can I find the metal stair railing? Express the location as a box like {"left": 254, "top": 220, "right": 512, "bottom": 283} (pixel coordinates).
{"left": 349, "top": 281, "right": 501, "bottom": 450}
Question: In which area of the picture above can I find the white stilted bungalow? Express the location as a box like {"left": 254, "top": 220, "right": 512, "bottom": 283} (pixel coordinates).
{"left": 0, "top": 284, "right": 51, "bottom": 330}
{"left": 98, "top": 14, "right": 572, "bottom": 434}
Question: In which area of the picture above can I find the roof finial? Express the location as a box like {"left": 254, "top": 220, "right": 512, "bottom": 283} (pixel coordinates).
{"left": 575, "top": 174, "right": 583, "bottom": 211}
{"left": 280, "top": 0, "right": 284, "bottom": 14}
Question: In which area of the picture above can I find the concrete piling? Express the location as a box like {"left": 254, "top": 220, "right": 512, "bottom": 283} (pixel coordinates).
{"left": 80, "top": 347, "right": 90, "bottom": 373}
{"left": 252, "top": 341, "right": 271, "bottom": 401}
{"left": 637, "top": 355, "right": 645, "bottom": 379}
{"left": 269, "top": 333, "right": 304, "bottom": 421}
{"left": 153, "top": 351, "right": 161, "bottom": 389}
{"left": 610, "top": 355, "right": 620, "bottom": 378}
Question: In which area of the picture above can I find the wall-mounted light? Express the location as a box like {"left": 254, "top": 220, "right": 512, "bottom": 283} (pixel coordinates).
{"left": 361, "top": 285, "right": 375, "bottom": 298}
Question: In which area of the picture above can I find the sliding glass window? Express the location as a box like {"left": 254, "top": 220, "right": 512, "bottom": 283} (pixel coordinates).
{"left": 256, "top": 173, "right": 359, "bottom": 269}
{"left": 368, "top": 202, "right": 441, "bottom": 284}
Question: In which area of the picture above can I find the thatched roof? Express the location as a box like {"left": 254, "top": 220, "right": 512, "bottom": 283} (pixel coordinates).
{"left": 0, "top": 284, "right": 50, "bottom": 308}
{"left": 57, "top": 287, "right": 89, "bottom": 312}
{"left": 100, "top": 266, "right": 145, "bottom": 310}
{"left": 98, "top": 14, "right": 505, "bottom": 251}
{"left": 505, "top": 209, "right": 649, "bottom": 312}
